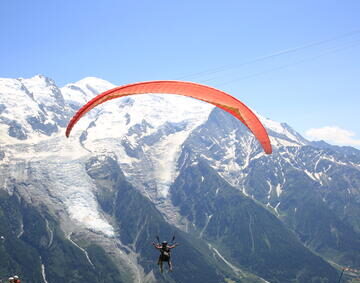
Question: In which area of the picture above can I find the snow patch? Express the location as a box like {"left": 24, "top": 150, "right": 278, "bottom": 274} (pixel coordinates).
{"left": 267, "top": 180, "right": 273, "bottom": 199}
{"left": 275, "top": 183, "right": 282, "bottom": 198}
{"left": 67, "top": 233, "right": 95, "bottom": 268}
{"left": 208, "top": 243, "right": 244, "bottom": 277}
{"left": 149, "top": 128, "right": 198, "bottom": 198}
{"left": 40, "top": 256, "right": 49, "bottom": 283}
{"left": 274, "top": 202, "right": 281, "bottom": 215}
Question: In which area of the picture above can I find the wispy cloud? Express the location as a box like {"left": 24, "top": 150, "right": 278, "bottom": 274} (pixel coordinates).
{"left": 305, "top": 126, "right": 360, "bottom": 147}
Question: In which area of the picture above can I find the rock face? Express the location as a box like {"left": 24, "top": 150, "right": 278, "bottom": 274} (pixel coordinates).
{"left": 0, "top": 75, "right": 359, "bottom": 282}
{"left": 182, "top": 108, "right": 360, "bottom": 267}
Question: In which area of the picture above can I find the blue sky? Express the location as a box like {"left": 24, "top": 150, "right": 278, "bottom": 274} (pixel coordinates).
{"left": 1, "top": 0, "right": 360, "bottom": 147}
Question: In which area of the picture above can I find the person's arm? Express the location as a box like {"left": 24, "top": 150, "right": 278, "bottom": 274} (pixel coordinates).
{"left": 152, "top": 243, "right": 161, "bottom": 249}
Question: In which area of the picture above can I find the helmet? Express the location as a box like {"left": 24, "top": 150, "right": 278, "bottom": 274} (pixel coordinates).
{"left": 162, "top": 241, "right": 167, "bottom": 245}
{"left": 8, "top": 278, "right": 14, "bottom": 281}
{"left": 13, "top": 276, "right": 18, "bottom": 279}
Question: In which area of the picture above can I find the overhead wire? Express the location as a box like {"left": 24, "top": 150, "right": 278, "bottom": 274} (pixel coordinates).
{"left": 211, "top": 38, "right": 360, "bottom": 87}
{"left": 174, "top": 29, "right": 360, "bottom": 82}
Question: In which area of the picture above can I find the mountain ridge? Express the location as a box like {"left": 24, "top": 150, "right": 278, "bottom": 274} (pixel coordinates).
{"left": 0, "top": 74, "right": 359, "bottom": 282}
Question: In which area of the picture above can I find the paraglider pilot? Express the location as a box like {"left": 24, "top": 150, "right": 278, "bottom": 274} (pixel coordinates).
{"left": 153, "top": 241, "right": 178, "bottom": 273}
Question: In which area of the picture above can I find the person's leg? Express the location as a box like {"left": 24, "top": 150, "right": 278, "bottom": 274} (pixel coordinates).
{"left": 168, "top": 260, "right": 173, "bottom": 271}
{"left": 158, "top": 255, "right": 164, "bottom": 272}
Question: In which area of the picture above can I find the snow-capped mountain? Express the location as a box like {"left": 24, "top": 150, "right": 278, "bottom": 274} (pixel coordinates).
{"left": 0, "top": 75, "right": 359, "bottom": 283}
{"left": 63, "top": 83, "right": 213, "bottom": 198}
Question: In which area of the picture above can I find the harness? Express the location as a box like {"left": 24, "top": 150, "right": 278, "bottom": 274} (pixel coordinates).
{"left": 160, "top": 246, "right": 171, "bottom": 261}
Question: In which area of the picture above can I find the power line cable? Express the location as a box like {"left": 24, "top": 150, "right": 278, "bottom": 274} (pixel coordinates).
{"left": 210, "top": 38, "right": 360, "bottom": 87}
{"left": 175, "top": 29, "right": 360, "bottom": 81}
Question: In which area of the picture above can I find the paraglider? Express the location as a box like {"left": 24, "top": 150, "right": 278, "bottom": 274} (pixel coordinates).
{"left": 66, "top": 80, "right": 272, "bottom": 154}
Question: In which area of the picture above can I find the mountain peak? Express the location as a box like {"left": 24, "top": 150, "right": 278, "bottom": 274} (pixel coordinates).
{"left": 19, "top": 74, "right": 56, "bottom": 86}
{"left": 72, "top": 76, "right": 114, "bottom": 87}
{"left": 61, "top": 77, "right": 115, "bottom": 106}
{"left": 257, "top": 115, "right": 308, "bottom": 148}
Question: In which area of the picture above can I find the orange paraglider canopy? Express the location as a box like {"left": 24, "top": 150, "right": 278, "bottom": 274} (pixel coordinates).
{"left": 66, "top": 80, "right": 272, "bottom": 154}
